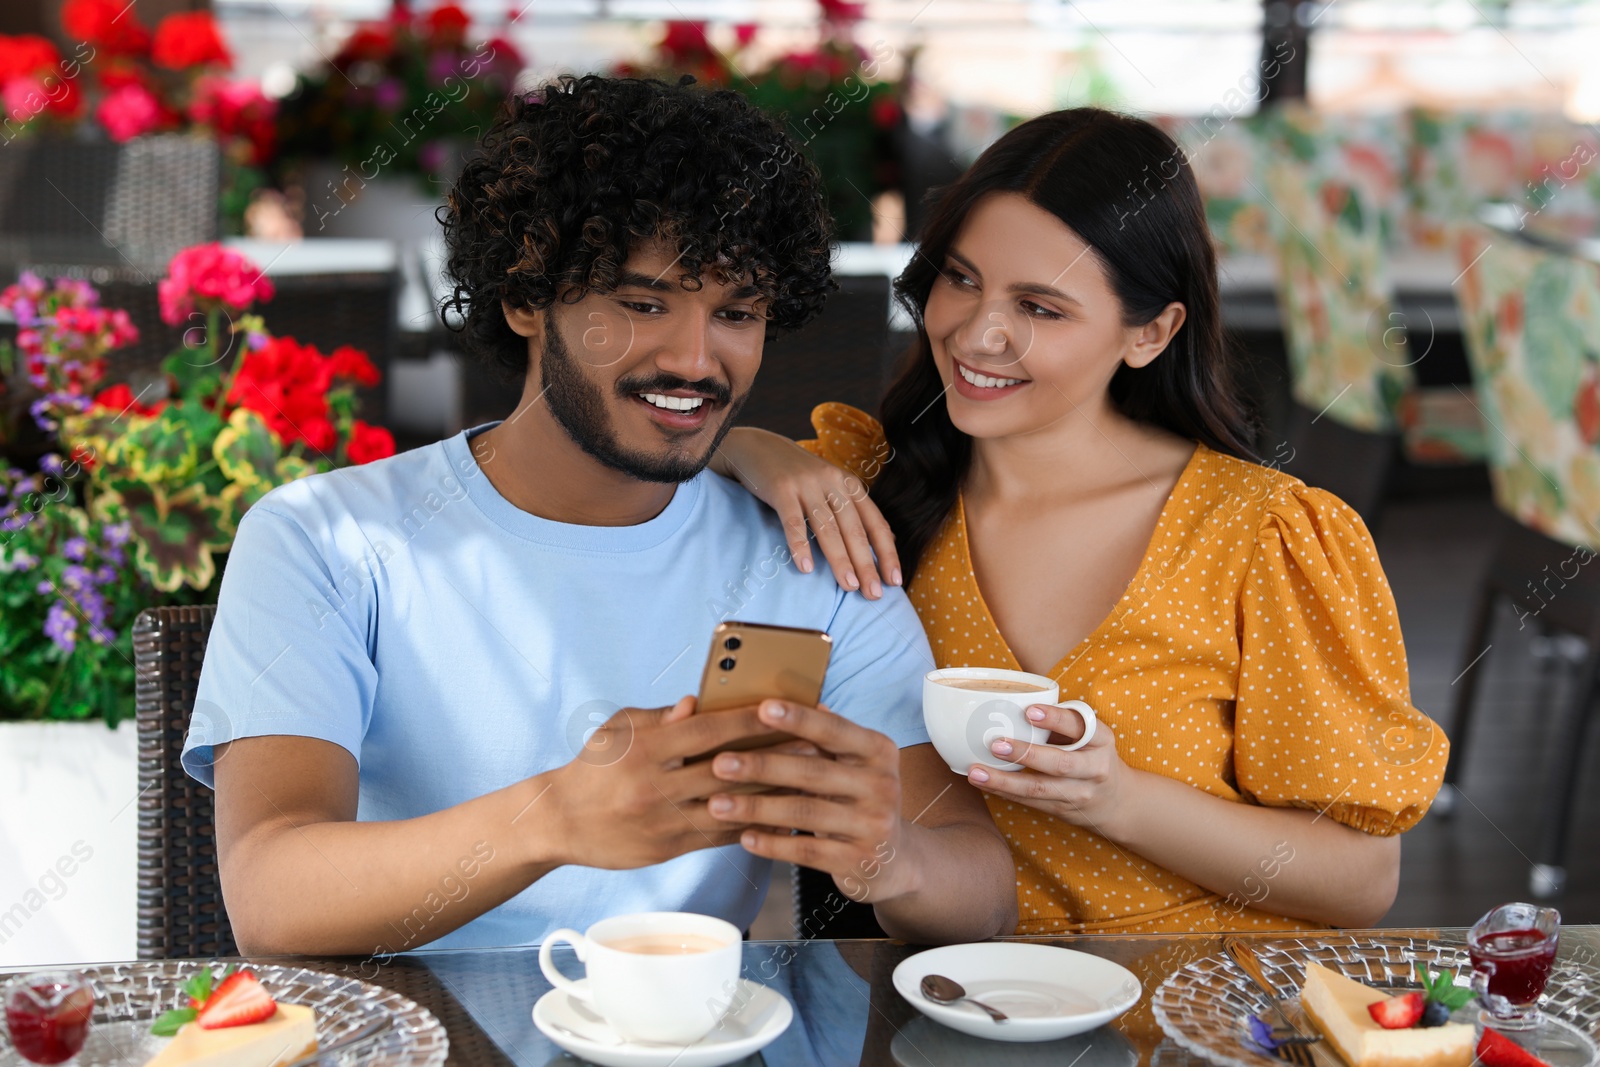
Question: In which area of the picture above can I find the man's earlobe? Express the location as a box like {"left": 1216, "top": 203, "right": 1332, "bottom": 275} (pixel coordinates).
{"left": 501, "top": 300, "right": 543, "bottom": 339}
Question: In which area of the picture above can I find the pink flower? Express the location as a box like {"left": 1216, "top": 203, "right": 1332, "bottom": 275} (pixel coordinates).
{"left": 158, "top": 242, "right": 275, "bottom": 325}
{"left": 96, "top": 81, "right": 162, "bottom": 142}
{"left": 3, "top": 75, "right": 44, "bottom": 125}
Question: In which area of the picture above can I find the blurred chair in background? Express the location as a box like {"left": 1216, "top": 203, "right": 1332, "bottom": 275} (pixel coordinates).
{"left": 736, "top": 275, "right": 895, "bottom": 439}
{"left": 1447, "top": 224, "right": 1600, "bottom": 898}
{"left": 1264, "top": 151, "right": 1485, "bottom": 526}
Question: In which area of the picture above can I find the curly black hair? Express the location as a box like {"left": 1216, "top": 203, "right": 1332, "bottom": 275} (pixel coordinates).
{"left": 439, "top": 73, "right": 837, "bottom": 382}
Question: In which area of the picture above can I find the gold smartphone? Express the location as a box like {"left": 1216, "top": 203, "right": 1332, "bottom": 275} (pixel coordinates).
{"left": 694, "top": 620, "right": 832, "bottom": 756}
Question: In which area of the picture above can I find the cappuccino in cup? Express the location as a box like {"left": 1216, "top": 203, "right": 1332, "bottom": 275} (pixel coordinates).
{"left": 539, "top": 912, "right": 741, "bottom": 1044}
{"left": 923, "top": 667, "right": 1098, "bottom": 774}
{"left": 933, "top": 677, "right": 1050, "bottom": 694}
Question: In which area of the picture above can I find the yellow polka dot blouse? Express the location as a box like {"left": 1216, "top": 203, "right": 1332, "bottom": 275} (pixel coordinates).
{"left": 800, "top": 403, "right": 1449, "bottom": 935}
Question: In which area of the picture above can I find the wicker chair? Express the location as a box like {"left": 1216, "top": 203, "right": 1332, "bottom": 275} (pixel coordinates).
{"left": 133, "top": 604, "right": 236, "bottom": 960}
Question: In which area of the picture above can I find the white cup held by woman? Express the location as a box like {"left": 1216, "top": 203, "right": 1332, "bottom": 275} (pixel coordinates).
{"left": 538, "top": 911, "right": 742, "bottom": 1045}
{"left": 923, "top": 667, "right": 1097, "bottom": 774}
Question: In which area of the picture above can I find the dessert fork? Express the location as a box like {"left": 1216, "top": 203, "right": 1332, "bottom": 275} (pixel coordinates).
{"left": 1224, "top": 936, "right": 1321, "bottom": 1067}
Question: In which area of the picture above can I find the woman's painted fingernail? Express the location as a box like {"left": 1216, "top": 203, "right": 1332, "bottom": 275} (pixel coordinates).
{"left": 710, "top": 796, "right": 734, "bottom": 815}
{"left": 718, "top": 754, "right": 742, "bottom": 774}
{"left": 844, "top": 570, "right": 859, "bottom": 590}
{"left": 1026, "top": 706, "right": 1046, "bottom": 722}
{"left": 762, "top": 701, "right": 788, "bottom": 721}
{"left": 741, "top": 831, "right": 759, "bottom": 848}
{"left": 969, "top": 767, "right": 990, "bottom": 783}
{"left": 799, "top": 556, "right": 814, "bottom": 573}
{"left": 890, "top": 567, "right": 903, "bottom": 585}
{"left": 991, "top": 739, "right": 1013, "bottom": 756}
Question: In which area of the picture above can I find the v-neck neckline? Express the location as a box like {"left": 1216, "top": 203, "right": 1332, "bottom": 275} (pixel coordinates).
{"left": 951, "top": 442, "right": 1209, "bottom": 681}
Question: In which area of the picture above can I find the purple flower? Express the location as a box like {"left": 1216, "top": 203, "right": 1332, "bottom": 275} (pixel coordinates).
{"left": 427, "top": 53, "right": 457, "bottom": 86}
{"left": 61, "top": 563, "right": 92, "bottom": 590}
{"left": 374, "top": 78, "right": 404, "bottom": 110}
{"left": 63, "top": 536, "right": 89, "bottom": 561}
{"left": 103, "top": 521, "right": 131, "bottom": 548}
{"left": 94, "top": 564, "right": 116, "bottom": 584}
{"left": 44, "top": 600, "right": 77, "bottom": 654}
{"left": 35, "top": 579, "right": 53, "bottom": 595}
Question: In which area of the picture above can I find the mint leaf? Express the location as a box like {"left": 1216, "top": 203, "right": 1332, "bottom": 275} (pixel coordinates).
{"left": 151, "top": 1008, "right": 197, "bottom": 1036}
{"left": 182, "top": 970, "right": 212, "bottom": 1005}
{"left": 1440, "top": 986, "right": 1476, "bottom": 1011}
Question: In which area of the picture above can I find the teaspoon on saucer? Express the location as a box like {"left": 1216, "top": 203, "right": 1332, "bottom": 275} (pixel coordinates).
{"left": 920, "top": 974, "right": 1008, "bottom": 1022}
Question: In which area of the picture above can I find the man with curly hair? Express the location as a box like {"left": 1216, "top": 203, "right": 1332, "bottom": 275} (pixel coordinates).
{"left": 185, "top": 74, "right": 1016, "bottom": 955}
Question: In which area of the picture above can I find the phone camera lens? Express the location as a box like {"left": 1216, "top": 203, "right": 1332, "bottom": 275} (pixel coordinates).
{"left": 723, "top": 636, "right": 742, "bottom": 651}
{"left": 719, "top": 656, "right": 737, "bottom": 671}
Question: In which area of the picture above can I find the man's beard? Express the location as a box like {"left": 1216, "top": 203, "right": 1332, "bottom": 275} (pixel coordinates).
{"left": 538, "top": 314, "right": 747, "bottom": 484}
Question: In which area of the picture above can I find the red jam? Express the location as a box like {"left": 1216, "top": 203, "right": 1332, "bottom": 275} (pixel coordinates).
{"left": 4, "top": 980, "right": 94, "bottom": 1064}
{"left": 1468, "top": 929, "right": 1558, "bottom": 1005}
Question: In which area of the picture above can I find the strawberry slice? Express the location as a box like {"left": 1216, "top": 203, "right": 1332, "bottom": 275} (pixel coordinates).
{"left": 195, "top": 971, "right": 277, "bottom": 1030}
{"left": 1477, "top": 1028, "right": 1552, "bottom": 1067}
{"left": 1367, "top": 991, "right": 1425, "bottom": 1029}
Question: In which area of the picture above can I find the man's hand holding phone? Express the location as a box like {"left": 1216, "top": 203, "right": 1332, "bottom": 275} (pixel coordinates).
{"left": 542, "top": 697, "right": 804, "bottom": 870}
{"left": 703, "top": 698, "right": 917, "bottom": 904}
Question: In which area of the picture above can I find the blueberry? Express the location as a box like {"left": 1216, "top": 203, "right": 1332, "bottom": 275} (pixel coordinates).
{"left": 1419, "top": 1001, "right": 1452, "bottom": 1028}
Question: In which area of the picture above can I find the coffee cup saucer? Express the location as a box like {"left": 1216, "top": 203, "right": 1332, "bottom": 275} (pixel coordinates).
{"left": 533, "top": 977, "right": 793, "bottom": 1067}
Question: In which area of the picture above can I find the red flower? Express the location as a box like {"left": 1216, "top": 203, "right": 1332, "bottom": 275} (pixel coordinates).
{"left": 480, "top": 35, "right": 523, "bottom": 72}
{"left": 62, "top": 0, "right": 150, "bottom": 56}
{"left": 187, "top": 76, "right": 277, "bottom": 166}
{"left": 159, "top": 242, "right": 275, "bottom": 325}
{"left": 871, "top": 97, "right": 901, "bottom": 130}
{"left": 228, "top": 336, "right": 337, "bottom": 451}
{"left": 423, "top": 3, "right": 471, "bottom": 42}
{"left": 336, "top": 23, "right": 396, "bottom": 64}
{"left": 0, "top": 35, "right": 59, "bottom": 83}
{"left": 329, "top": 345, "right": 380, "bottom": 387}
{"left": 67, "top": 442, "right": 98, "bottom": 472}
{"left": 96, "top": 80, "right": 162, "bottom": 141}
{"left": 92, "top": 382, "right": 165, "bottom": 417}
{"left": 661, "top": 21, "right": 710, "bottom": 61}
{"left": 151, "top": 11, "right": 231, "bottom": 70}
{"left": 42, "top": 74, "right": 83, "bottom": 119}
{"left": 817, "top": 0, "right": 866, "bottom": 22}
{"left": 346, "top": 420, "right": 396, "bottom": 464}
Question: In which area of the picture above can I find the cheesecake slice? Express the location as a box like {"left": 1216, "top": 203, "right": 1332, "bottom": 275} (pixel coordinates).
{"left": 1299, "top": 962, "right": 1474, "bottom": 1067}
{"left": 143, "top": 1003, "right": 317, "bottom": 1067}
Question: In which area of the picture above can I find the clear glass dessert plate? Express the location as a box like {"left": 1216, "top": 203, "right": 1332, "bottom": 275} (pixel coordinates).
{"left": 0, "top": 961, "right": 448, "bottom": 1067}
{"left": 1151, "top": 935, "right": 1600, "bottom": 1067}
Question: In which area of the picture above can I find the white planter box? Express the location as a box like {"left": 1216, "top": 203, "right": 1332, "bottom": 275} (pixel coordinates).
{"left": 0, "top": 721, "right": 138, "bottom": 967}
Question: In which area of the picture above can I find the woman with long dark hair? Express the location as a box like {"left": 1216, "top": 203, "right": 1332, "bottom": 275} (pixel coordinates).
{"left": 713, "top": 107, "right": 1447, "bottom": 933}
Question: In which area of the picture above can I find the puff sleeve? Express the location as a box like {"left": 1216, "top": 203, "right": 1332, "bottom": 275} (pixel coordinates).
{"left": 1233, "top": 483, "right": 1448, "bottom": 835}
{"left": 796, "top": 402, "right": 891, "bottom": 488}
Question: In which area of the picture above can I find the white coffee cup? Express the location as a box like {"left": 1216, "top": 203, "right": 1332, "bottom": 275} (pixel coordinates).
{"left": 538, "top": 911, "right": 742, "bottom": 1045}
{"left": 923, "top": 667, "right": 1098, "bottom": 774}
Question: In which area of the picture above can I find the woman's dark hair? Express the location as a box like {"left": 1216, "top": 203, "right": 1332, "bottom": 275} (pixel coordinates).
{"left": 876, "top": 107, "right": 1259, "bottom": 582}
{"left": 440, "top": 73, "right": 836, "bottom": 381}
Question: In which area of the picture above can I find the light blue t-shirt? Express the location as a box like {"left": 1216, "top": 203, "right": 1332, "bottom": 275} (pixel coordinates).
{"left": 185, "top": 422, "right": 934, "bottom": 950}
